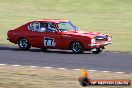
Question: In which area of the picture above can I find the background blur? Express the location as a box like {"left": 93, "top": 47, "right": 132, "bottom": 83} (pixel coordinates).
{"left": 0, "top": 0, "right": 132, "bottom": 52}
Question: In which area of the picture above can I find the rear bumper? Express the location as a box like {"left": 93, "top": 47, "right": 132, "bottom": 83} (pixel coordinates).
{"left": 7, "top": 37, "right": 9, "bottom": 40}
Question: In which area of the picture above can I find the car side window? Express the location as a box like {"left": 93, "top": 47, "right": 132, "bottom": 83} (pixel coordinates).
{"left": 28, "top": 22, "right": 57, "bottom": 32}
{"left": 40, "top": 22, "right": 57, "bottom": 32}
{"left": 28, "top": 23, "right": 34, "bottom": 31}
{"left": 28, "top": 22, "right": 41, "bottom": 32}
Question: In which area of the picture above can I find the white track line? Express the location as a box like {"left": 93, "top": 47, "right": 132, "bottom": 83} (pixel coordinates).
{"left": 0, "top": 64, "right": 6, "bottom": 66}
{"left": 101, "top": 71, "right": 110, "bottom": 73}
{"left": 73, "top": 69, "right": 81, "bottom": 71}
{"left": 58, "top": 68, "right": 67, "bottom": 70}
{"left": 43, "top": 67, "right": 52, "bottom": 69}
{"left": 115, "top": 72, "right": 125, "bottom": 74}
{"left": 11, "top": 65, "right": 21, "bottom": 67}
{"left": 88, "top": 70, "right": 96, "bottom": 72}
{"left": 28, "top": 66, "right": 38, "bottom": 68}
{"left": 0, "top": 64, "right": 128, "bottom": 74}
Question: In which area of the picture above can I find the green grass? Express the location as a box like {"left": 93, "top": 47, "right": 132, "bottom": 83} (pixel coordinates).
{"left": 0, "top": 65, "right": 132, "bottom": 88}
{"left": 0, "top": 0, "right": 132, "bottom": 52}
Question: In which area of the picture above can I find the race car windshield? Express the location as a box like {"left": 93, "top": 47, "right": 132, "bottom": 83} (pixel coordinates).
{"left": 58, "top": 21, "right": 79, "bottom": 32}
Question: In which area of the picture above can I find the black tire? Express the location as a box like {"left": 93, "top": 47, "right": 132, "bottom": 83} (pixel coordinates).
{"left": 92, "top": 48, "right": 102, "bottom": 54}
{"left": 71, "top": 41, "right": 84, "bottom": 54}
{"left": 79, "top": 77, "right": 91, "bottom": 87}
{"left": 18, "top": 38, "right": 31, "bottom": 50}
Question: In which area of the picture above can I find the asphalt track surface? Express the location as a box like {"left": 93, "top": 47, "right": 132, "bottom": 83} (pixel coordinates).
{"left": 0, "top": 45, "right": 132, "bottom": 73}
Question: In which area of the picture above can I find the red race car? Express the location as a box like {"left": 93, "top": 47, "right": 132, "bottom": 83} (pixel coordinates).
{"left": 7, "top": 19, "right": 112, "bottom": 54}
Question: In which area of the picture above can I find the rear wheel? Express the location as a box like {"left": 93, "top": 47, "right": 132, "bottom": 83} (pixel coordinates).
{"left": 92, "top": 48, "right": 102, "bottom": 54}
{"left": 71, "top": 41, "right": 84, "bottom": 54}
{"left": 18, "top": 38, "right": 31, "bottom": 50}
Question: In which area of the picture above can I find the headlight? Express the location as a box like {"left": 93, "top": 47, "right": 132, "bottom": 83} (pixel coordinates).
{"left": 108, "top": 36, "right": 112, "bottom": 41}
{"left": 91, "top": 38, "right": 95, "bottom": 43}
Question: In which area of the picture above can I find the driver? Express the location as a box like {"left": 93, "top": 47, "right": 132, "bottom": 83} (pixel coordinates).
{"left": 47, "top": 23, "right": 56, "bottom": 32}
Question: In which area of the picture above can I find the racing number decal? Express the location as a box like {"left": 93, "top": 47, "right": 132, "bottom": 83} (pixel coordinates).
{"left": 44, "top": 37, "right": 56, "bottom": 46}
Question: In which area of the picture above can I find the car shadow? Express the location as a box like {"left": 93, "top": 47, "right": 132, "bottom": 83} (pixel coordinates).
{"left": 0, "top": 46, "right": 20, "bottom": 51}
{"left": 0, "top": 46, "right": 92, "bottom": 54}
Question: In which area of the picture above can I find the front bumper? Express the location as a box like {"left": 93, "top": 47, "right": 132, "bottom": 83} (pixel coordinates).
{"left": 88, "top": 42, "right": 112, "bottom": 47}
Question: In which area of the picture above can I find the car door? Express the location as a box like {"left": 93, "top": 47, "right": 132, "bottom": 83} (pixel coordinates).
{"left": 27, "top": 21, "right": 44, "bottom": 48}
{"left": 40, "top": 22, "right": 62, "bottom": 49}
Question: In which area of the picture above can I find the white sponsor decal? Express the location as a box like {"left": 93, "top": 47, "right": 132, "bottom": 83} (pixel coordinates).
{"left": 44, "top": 37, "right": 56, "bottom": 46}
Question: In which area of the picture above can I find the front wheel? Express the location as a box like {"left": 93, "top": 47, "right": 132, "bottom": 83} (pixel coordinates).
{"left": 92, "top": 48, "right": 102, "bottom": 54}
{"left": 18, "top": 38, "right": 31, "bottom": 50}
{"left": 71, "top": 42, "right": 84, "bottom": 54}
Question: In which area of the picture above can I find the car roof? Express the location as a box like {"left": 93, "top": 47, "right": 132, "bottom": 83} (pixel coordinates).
{"left": 33, "top": 19, "right": 70, "bottom": 23}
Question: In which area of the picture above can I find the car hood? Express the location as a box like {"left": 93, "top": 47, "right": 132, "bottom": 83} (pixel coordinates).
{"left": 62, "top": 30, "right": 107, "bottom": 38}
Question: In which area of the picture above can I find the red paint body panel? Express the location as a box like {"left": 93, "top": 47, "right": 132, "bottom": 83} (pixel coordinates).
{"left": 7, "top": 19, "right": 112, "bottom": 50}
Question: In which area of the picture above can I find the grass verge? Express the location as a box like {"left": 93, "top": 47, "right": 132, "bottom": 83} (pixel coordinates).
{"left": 0, "top": 65, "right": 131, "bottom": 88}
